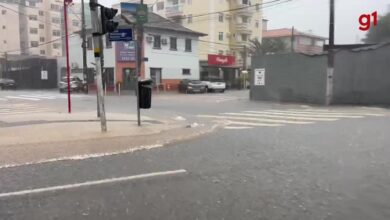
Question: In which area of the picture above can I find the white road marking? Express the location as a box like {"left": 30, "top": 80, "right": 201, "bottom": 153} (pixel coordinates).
{"left": 224, "top": 113, "right": 339, "bottom": 121}
{"left": 19, "top": 95, "right": 56, "bottom": 99}
{"left": 5, "top": 96, "right": 40, "bottom": 101}
{"left": 198, "top": 115, "right": 313, "bottom": 124}
{"left": 273, "top": 109, "right": 384, "bottom": 117}
{"left": 226, "top": 121, "right": 284, "bottom": 127}
{"left": 245, "top": 111, "right": 364, "bottom": 118}
{"left": 224, "top": 126, "right": 253, "bottom": 130}
{"left": 0, "top": 169, "right": 187, "bottom": 199}
{"left": 0, "top": 144, "right": 164, "bottom": 169}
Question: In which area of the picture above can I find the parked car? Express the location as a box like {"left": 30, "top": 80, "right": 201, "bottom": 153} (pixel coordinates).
{"left": 178, "top": 79, "right": 207, "bottom": 94}
{"left": 202, "top": 80, "right": 226, "bottom": 93}
{"left": 59, "top": 76, "right": 87, "bottom": 93}
{"left": 0, "top": 78, "right": 17, "bottom": 90}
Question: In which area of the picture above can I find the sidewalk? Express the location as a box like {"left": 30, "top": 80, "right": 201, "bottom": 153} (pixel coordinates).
{"left": 0, "top": 112, "right": 217, "bottom": 168}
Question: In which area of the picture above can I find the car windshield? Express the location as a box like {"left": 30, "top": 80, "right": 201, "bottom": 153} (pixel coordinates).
{"left": 1, "top": 0, "right": 389, "bottom": 219}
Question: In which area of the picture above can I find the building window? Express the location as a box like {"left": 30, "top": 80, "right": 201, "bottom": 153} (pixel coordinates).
{"left": 185, "top": 38, "right": 192, "bottom": 52}
{"left": 29, "top": 2, "right": 36, "bottom": 7}
{"left": 218, "top": 13, "right": 224, "bottom": 22}
{"left": 157, "top": 2, "right": 164, "bottom": 10}
{"left": 87, "top": 37, "right": 93, "bottom": 50}
{"left": 187, "top": 14, "right": 193, "bottom": 24}
{"left": 242, "top": 16, "right": 249, "bottom": 23}
{"left": 30, "top": 41, "right": 39, "bottom": 47}
{"left": 51, "top": 4, "right": 61, "bottom": 11}
{"left": 105, "top": 36, "right": 112, "bottom": 48}
{"left": 53, "top": 43, "right": 60, "bottom": 49}
{"left": 40, "top": 37, "right": 45, "bottom": 42}
{"left": 170, "top": 37, "right": 177, "bottom": 50}
{"left": 29, "top": 28, "right": 38, "bottom": 34}
{"left": 182, "top": 69, "right": 191, "bottom": 75}
{"left": 1, "top": 10, "right": 6, "bottom": 15}
{"left": 242, "top": 0, "right": 249, "bottom": 5}
{"left": 299, "top": 37, "right": 311, "bottom": 45}
{"left": 256, "top": 3, "right": 260, "bottom": 11}
{"left": 153, "top": 35, "right": 161, "bottom": 49}
{"left": 39, "top": 11, "right": 44, "bottom": 16}
{"left": 40, "top": 50, "right": 45, "bottom": 55}
{"left": 39, "top": 24, "right": 44, "bottom": 29}
{"left": 29, "top": 15, "right": 38, "bottom": 21}
{"left": 52, "top": 17, "right": 61, "bottom": 24}
{"left": 241, "top": 34, "right": 248, "bottom": 41}
{"left": 2, "top": 25, "right": 5, "bottom": 29}
{"left": 52, "top": 30, "right": 61, "bottom": 37}
{"left": 218, "top": 50, "right": 223, "bottom": 55}
{"left": 255, "top": 20, "right": 259, "bottom": 28}
{"left": 218, "top": 32, "right": 224, "bottom": 41}
{"left": 72, "top": 20, "right": 79, "bottom": 27}
{"left": 3, "top": 40, "right": 6, "bottom": 44}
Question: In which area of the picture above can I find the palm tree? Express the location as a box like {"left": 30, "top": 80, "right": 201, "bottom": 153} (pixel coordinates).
{"left": 249, "top": 38, "right": 287, "bottom": 55}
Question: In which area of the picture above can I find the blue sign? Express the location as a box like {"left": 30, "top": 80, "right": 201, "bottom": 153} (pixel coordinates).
{"left": 108, "top": 29, "right": 133, "bottom": 42}
{"left": 120, "top": 2, "right": 138, "bottom": 14}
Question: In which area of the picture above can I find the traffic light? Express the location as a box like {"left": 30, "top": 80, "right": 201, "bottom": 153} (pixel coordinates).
{"left": 100, "top": 6, "right": 118, "bottom": 35}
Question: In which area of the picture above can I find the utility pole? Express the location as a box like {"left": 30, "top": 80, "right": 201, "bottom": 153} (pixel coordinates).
{"left": 136, "top": 0, "right": 145, "bottom": 126}
{"left": 291, "top": 26, "right": 295, "bottom": 53}
{"left": 81, "top": 0, "right": 88, "bottom": 94}
{"left": 326, "top": 0, "right": 335, "bottom": 105}
{"left": 90, "top": 0, "right": 107, "bottom": 132}
{"left": 64, "top": 0, "right": 72, "bottom": 113}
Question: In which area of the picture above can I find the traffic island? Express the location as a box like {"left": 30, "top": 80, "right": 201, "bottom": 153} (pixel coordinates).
{"left": 0, "top": 112, "right": 218, "bottom": 169}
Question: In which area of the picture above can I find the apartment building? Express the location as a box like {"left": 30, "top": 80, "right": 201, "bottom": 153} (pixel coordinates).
{"left": 0, "top": 0, "right": 81, "bottom": 57}
{"left": 145, "top": 0, "right": 263, "bottom": 69}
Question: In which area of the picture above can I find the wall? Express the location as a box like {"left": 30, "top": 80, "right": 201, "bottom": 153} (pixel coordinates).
{"left": 144, "top": 30, "right": 200, "bottom": 82}
{"left": 333, "top": 45, "right": 390, "bottom": 105}
{"left": 0, "top": 3, "right": 21, "bottom": 55}
{"left": 250, "top": 53, "right": 327, "bottom": 104}
{"left": 250, "top": 44, "right": 390, "bottom": 105}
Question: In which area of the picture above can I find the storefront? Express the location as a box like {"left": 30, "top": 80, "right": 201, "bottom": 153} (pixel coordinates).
{"left": 200, "top": 54, "right": 242, "bottom": 89}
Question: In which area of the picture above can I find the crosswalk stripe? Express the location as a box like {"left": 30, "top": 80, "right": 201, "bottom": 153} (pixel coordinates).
{"left": 245, "top": 111, "right": 364, "bottom": 118}
{"left": 223, "top": 113, "right": 339, "bottom": 121}
{"left": 198, "top": 115, "right": 314, "bottom": 124}
{"left": 226, "top": 121, "right": 284, "bottom": 127}
{"left": 5, "top": 96, "right": 40, "bottom": 101}
{"left": 224, "top": 126, "right": 253, "bottom": 130}
{"left": 0, "top": 110, "right": 51, "bottom": 115}
{"left": 19, "top": 95, "right": 56, "bottom": 99}
{"left": 271, "top": 109, "right": 384, "bottom": 117}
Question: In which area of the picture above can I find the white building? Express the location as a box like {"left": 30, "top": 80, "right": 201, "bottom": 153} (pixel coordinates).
{"left": 68, "top": 12, "right": 206, "bottom": 91}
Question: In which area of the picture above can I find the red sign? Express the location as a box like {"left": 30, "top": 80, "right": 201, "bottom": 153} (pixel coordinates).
{"left": 208, "top": 54, "right": 236, "bottom": 66}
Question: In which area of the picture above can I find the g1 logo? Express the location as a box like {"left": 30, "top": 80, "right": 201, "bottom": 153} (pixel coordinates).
{"left": 359, "top": 11, "right": 378, "bottom": 31}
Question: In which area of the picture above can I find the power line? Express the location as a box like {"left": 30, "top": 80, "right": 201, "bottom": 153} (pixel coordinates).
{"left": 0, "top": 33, "right": 78, "bottom": 54}
{"left": 148, "top": 0, "right": 291, "bottom": 24}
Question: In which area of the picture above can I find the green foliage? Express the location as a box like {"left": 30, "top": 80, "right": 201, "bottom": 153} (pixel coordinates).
{"left": 249, "top": 38, "right": 288, "bottom": 55}
{"left": 364, "top": 13, "right": 390, "bottom": 43}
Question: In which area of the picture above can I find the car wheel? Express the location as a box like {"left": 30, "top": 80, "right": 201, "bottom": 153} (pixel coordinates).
{"left": 220, "top": 89, "right": 225, "bottom": 93}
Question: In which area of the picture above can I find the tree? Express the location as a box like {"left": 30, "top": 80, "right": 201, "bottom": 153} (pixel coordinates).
{"left": 249, "top": 38, "right": 287, "bottom": 56}
{"left": 364, "top": 12, "right": 390, "bottom": 43}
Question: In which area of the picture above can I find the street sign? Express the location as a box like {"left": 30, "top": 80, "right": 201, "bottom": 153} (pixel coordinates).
{"left": 108, "top": 29, "right": 133, "bottom": 42}
{"left": 136, "top": 4, "right": 148, "bottom": 24}
{"left": 254, "top": 68, "right": 265, "bottom": 86}
{"left": 120, "top": 3, "right": 148, "bottom": 24}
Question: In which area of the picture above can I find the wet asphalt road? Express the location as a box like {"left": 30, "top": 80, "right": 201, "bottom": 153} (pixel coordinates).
{"left": 1, "top": 90, "right": 390, "bottom": 219}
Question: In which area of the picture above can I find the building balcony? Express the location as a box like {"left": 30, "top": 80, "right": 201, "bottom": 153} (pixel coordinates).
{"left": 231, "top": 40, "right": 250, "bottom": 49}
{"left": 233, "top": 0, "right": 255, "bottom": 15}
{"left": 235, "top": 23, "right": 252, "bottom": 34}
{"left": 165, "top": 4, "right": 184, "bottom": 18}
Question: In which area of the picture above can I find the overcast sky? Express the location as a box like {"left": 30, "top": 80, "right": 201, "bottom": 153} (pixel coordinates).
{"left": 76, "top": 0, "right": 390, "bottom": 44}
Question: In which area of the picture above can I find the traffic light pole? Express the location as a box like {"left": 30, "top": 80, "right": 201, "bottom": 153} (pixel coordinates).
{"left": 90, "top": 0, "right": 107, "bottom": 132}
{"left": 136, "top": 0, "right": 145, "bottom": 127}
{"left": 64, "top": 0, "right": 72, "bottom": 113}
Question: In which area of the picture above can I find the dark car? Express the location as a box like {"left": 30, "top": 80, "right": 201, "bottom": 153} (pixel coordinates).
{"left": 179, "top": 79, "right": 207, "bottom": 94}
{"left": 59, "top": 76, "right": 87, "bottom": 93}
{"left": 0, "top": 78, "right": 17, "bottom": 90}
